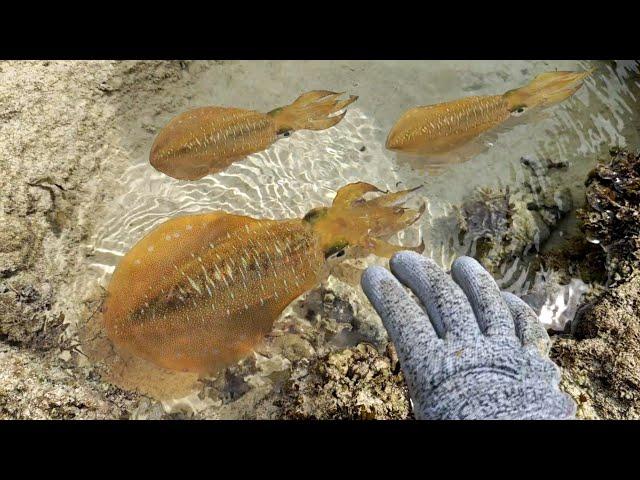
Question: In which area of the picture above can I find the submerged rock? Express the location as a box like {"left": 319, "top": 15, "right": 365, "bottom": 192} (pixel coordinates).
{"left": 167, "top": 274, "right": 398, "bottom": 419}
{"left": 521, "top": 269, "right": 592, "bottom": 332}
{"left": 539, "top": 235, "right": 607, "bottom": 285}
{"left": 453, "top": 157, "right": 573, "bottom": 274}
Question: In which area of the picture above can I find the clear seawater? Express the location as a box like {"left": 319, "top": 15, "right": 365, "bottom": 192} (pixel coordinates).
{"left": 87, "top": 60, "right": 640, "bottom": 331}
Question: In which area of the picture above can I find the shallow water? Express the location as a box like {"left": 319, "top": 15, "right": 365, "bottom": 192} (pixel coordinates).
{"left": 88, "top": 60, "right": 640, "bottom": 330}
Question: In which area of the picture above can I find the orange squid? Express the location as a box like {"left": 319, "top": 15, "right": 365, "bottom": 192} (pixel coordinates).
{"left": 150, "top": 91, "right": 358, "bottom": 180}
{"left": 386, "top": 70, "right": 593, "bottom": 174}
{"left": 102, "top": 182, "right": 424, "bottom": 374}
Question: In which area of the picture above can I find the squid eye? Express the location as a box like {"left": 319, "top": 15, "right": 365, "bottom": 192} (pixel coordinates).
{"left": 326, "top": 248, "right": 346, "bottom": 260}
{"left": 510, "top": 105, "right": 527, "bottom": 116}
{"left": 324, "top": 241, "right": 349, "bottom": 259}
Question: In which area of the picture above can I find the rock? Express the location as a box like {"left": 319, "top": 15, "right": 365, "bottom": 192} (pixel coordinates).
{"left": 0, "top": 213, "right": 34, "bottom": 278}
{"left": 269, "top": 334, "right": 316, "bottom": 362}
{"left": 539, "top": 235, "right": 607, "bottom": 285}
{"left": 547, "top": 148, "right": 640, "bottom": 419}
{"left": 453, "top": 170, "right": 573, "bottom": 274}
{"left": 521, "top": 269, "right": 591, "bottom": 332}
{"left": 0, "top": 343, "right": 136, "bottom": 419}
{"left": 320, "top": 274, "right": 389, "bottom": 348}
{"left": 577, "top": 149, "right": 640, "bottom": 285}
{"left": 0, "top": 60, "right": 207, "bottom": 418}
{"left": 279, "top": 343, "right": 412, "bottom": 419}
{"left": 551, "top": 274, "right": 640, "bottom": 419}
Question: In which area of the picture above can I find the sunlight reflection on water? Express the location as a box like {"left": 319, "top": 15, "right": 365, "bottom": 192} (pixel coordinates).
{"left": 88, "top": 60, "right": 639, "bottom": 328}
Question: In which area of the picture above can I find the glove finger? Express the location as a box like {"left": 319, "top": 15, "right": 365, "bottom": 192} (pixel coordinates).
{"left": 389, "top": 251, "right": 480, "bottom": 340}
{"left": 502, "top": 292, "right": 551, "bottom": 356}
{"left": 361, "top": 266, "right": 443, "bottom": 411}
{"left": 451, "top": 256, "right": 515, "bottom": 338}
{"left": 361, "top": 265, "right": 441, "bottom": 349}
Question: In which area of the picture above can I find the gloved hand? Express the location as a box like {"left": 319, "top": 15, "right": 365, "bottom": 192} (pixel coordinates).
{"left": 361, "top": 251, "right": 576, "bottom": 420}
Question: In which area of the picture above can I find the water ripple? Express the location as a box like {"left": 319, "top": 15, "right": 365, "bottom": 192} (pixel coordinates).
{"left": 89, "top": 60, "right": 639, "bottom": 300}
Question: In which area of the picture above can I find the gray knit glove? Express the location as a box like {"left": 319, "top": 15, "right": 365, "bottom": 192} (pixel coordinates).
{"left": 361, "top": 251, "right": 576, "bottom": 420}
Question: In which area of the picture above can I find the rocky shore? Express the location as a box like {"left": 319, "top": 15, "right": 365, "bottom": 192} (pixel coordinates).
{"left": 550, "top": 150, "right": 640, "bottom": 419}
{"left": 1, "top": 61, "right": 638, "bottom": 419}
{"left": 1, "top": 61, "right": 207, "bottom": 418}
